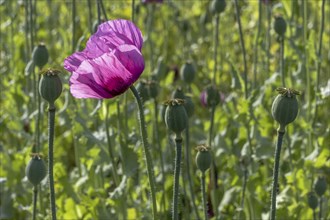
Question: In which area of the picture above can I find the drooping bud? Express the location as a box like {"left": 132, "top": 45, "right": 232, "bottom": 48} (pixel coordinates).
{"left": 164, "top": 99, "right": 188, "bottom": 136}
{"left": 210, "top": 0, "right": 226, "bottom": 15}
{"left": 272, "top": 88, "right": 300, "bottom": 131}
{"left": 314, "top": 176, "right": 327, "bottom": 197}
{"left": 180, "top": 61, "right": 196, "bottom": 84}
{"left": 274, "top": 16, "right": 287, "bottom": 36}
{"left": 39, "top": 69, "right": 62, "bottom": 105}
{"left": 307, "top": 192, "right": 318, "bottom": 210}
{"left": 196, "top": 144, "right": 212, "bottom": 173}
{"left": 32, "top": 43, "right": 49, "bottom": 69}
{"left": 26, "top": 154, "right": 47, "bottom": 186}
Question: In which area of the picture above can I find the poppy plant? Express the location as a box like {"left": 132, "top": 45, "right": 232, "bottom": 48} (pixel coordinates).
{"left": 64, "top": 19, "right": 144, "bottom": 99}
{"left": 142, "top": 0, "right": 163, "bottom": 3}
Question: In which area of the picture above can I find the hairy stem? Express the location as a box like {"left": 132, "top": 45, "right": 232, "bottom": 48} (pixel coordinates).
{"left": 270, "top": 130, "right": 285, "bottom": 220}
{"left": 201, "top": 172, "right": 208, "bottom": 220}
{"left": 48, "top": 104, "right": 57, "bottom": 220}
{"left": 32, "top": 186, "right": 38, "bottom": 220}
{"left": 173, "top": 136, "right": 183, "bottom": 220}
{"left": 130, "top": 86, "right": 157, "bottom": 220}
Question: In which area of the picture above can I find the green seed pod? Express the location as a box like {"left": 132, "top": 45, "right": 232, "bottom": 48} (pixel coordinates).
{"left": 172, "top": 88, "right": 194, "bottom": 118}
{"left": 210, "top": 0, "right": 226, "bottom": 15}
{"left": 307, "top": 192, "right": 318, "bottom": 210}
{"left": 314, "top": 176, "right": 327, "bottom": 197}
{"left": 272, "top": 88, "right": 299, "bottom": 128}
{"left": 32, "top": 43, "right": 49, "bottom": 69}
{"left": 164, "top": 99, "right": 188, "bottom": 136}
{"left": 274, "top": 16, "right": 287, "bottom": 36}
{"left": 39, "top": 69, "right": 62, "bottom": 105}
{"left": 148, "top": 80, "right": 159, "bottom": 99}
{"left": 196, "top": 145, "right": 212, "bottom": 173}
{"left": 136, "top": 80, "right": 150, "bottom": 102}
{"left": 180, "top": 61, "right": 196, "bottom": 84}
{"left": 26, "top": 155, "right": 47, "bottom": 186}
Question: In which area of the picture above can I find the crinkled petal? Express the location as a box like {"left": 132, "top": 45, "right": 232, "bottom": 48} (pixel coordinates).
{"left": 69, "top": 44, "right": 144, "bottom": 99}
{"left": 94, "top": 19, "right": 143, "bottom": 50}
{"left": 64, "top": 51, "right": 88, "bottom": 72}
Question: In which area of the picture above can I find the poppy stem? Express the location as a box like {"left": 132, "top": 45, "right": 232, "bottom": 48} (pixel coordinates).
{"left": 173, "top": 136, "right": 182, "bottom": 220}
{"left": 32, "top": 186, "right": 38, "bottom": 220}
{"left": 130, "top": 86, "right": 157, "bottom": 220}
{"left": 201, "top": 172, "right": 208, "bottom": 220}
{"left": 270, "top": 129, "right": 285, "bottom": 220}
{"left": 48, "top": 104, "right": 57, "bottom": 220}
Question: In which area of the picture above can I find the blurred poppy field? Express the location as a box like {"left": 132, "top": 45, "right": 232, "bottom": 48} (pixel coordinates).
{"left": 0, "top": 0, "right": 329, "bottom": 220}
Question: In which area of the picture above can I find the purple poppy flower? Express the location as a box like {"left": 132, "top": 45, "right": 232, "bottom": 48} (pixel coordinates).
{"left": 64, "top": 19, "right": 145, "bottom": 99}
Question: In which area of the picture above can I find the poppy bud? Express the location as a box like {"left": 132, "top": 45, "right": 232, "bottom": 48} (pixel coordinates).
{"left": 202, "top": 85, "right": 220, "bottom": 107}
{"left": 136, "top": 80, "right": 150, "bottom": 102}
{"left": 272, "top": 88, "right": 299, "bottom": 129}
{"left": 155, "top": 57, "right": 168, "bottom": 80}
{"left": 39, "top": 69, "right": 62, "bottom": 105}
{"left": 210, "top": 0, "right": 226, "bottom": 15}
{"left": 164, "top": 99, "right": 188, "bottom": 136}
{"left": 180, "top": 61, "right": 196, "bottom": 84}
{"left": 148, "top": 80, "right": 159, "bottom": 99}
{"left": 314, "top": 176, "right": 327, "bottom": 197}
{"left": 172, "top": 88, "right": 194, "bottom": 118}
{"left": 32, "top": 43, "right": 49, "bottom": 69}
{"left": 274, "top": 16, "right": 287, "bottom": 36}
{"left": 196, "top": 145, "right": 212, "bottom": 173}
{"left": 26, "top": 155, "right": 47, "bottom": 186}
{"left": 307, "top": 192, "right": 318, "bottom": 210}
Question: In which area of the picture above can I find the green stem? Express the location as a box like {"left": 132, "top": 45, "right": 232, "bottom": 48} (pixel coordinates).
{"left": 209, "top": 105, "right": 217, "bottom": 217}
{"left": 313, "top": 0, "right": 325, "bottom": 127}
{"left": 318, "top": 197, "right": 323, "bottom": 220}
{"left": 87, "top": 0, "right": 93, "bottom": 33}
{"left": 234, "top": 0, "right": 248, "bottom": 99}
{"left": 96, "top": 0, "right": 101, "bottom": 25}
{"left": 48, "top": 104, "right": 57, "bottom": 220}
{"left": 99, "top": 0, "right": 108, "bottom": 21}
{"left": 270, "top": 130, "right": 285, "bottom": 220}
{"left": 266, "top": 3, "right": 271, "bottom": 77}
{"left": 147, "top": 4, "right": 155, "bottom": 72}
{"left": 201, "top": 172, "right": 208, "bottom": 220}
{"left": 72, "top": 0, "right": 76, "bottom": 53}
{"left": 238, "top": 168, "right": 248, "bottom": 220}
{"left": 105, "top": 103, "right": 120, "bottom": 186}
{"left": 32, "top": 186, "right": 38, "bottom": 220}
{"left": 132, "top": 0, "right": 135, "bottom": 23}
{"left": 130, "top": 86, "right": 157, "bottom": 220}
{"left": 280, "top": 37, "right": 285, "bottom": 87}
{"left": 313, "top": 209, "right": 316, "bottom": 220}
{"left": 212, "top": 14, "right": 219, "bottom": 85}
{"left": 185, "top": 124, "right": 200, "bottom": 220}
{"left": 173, "top": 136, "right": 182, "bottom": 220}
{"left": 253, "top": 0, "right": 262, "bottom": 89}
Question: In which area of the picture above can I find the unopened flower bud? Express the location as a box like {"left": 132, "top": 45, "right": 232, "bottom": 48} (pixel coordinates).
{"left": 196, "top": 145, "right": 212, "bottom": 173}
{"left": 210, "top": 0, "right": 226, "bottom": 15}
{"left": 201, "top": 85, "right": 220, "bottom": 107}
{"left": 274, "top": 16, "right": 287, "bottom": 36}
{"left": 307, "top": 192, "right": 318, "bottom": 210}
{"left": 26, "top": 154, "right": 47, "bottom": 186}
{"left": 39, "top": 69, "right": 62, "bottom": 105}
{"left": 32, "top": 43, "right": 49, "bottom": 69}
{"left": 164, "top": 99, "right": 188, "bottom": 136}
{"left": 180, "top": 61, "right": 196, "bottom": 84}
{"left": 314, "top": 176, "right": 327, "bottom": 197}
{"left": 272, "top": 88, "right": 299, "bottom": 130}
{"left": 172, "top": 88, "right": 194, "bottom": 118}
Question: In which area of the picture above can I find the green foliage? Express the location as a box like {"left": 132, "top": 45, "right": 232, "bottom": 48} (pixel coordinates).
{"left": 0, "top": 0, "right": 329, "bottom": 219}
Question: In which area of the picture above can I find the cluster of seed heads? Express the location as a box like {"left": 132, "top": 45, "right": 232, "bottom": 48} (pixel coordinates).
{"left": 276, "top": 87, "right": 301, "bottom": 98}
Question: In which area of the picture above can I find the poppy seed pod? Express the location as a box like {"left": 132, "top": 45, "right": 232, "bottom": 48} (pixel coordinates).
{"left": 210, "top": 0, "right": 226, "bottom": 15}
{"left": 274, "top": 16, "right": 287, "bottom": 36}
{"left": 26, "top": 155, "right": 47, "bottom": 186}
{"left": 172, "top": 88, "right": 194, "bottom": 118}
{"left": 39, "top": 69, "right": 62, "bottom": 105}
{"left": 180, "top": 61, "right": 196, "bottom": 84}
{"left": 32, "top": 44, "right": 49, "bottom": 69}
{"left": 164, "top": 99, "right": 188, "bottom": 135}
{"left": 307, "top": 192, "right": 318, "bottom": 210}
{"left": 314, "top": 176, "right": 327, "bottom": 197}
{"left": 196, "top": 145, "right": 212, "bottom": 173}
{"left": 272, "top": 88, "right": 299, "bottom": 129}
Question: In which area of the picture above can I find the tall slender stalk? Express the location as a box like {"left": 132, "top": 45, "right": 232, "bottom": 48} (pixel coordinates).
{"left": 234, "top": 0, "right": 248, "bottom": 99}
{"left": 201, "top": 172, "right": 208, "bottom": 220}
{"left": 280, "top": 37, "right": 285, "bottom": 87}
{"left": 48, "top": 104, "right": 57, "bottom": 220}
{"left": 173, "top": 136, "right": 183, "bottom": 220}
{"left": 238, "top": 168, "right": 248, "bottom": 220}
{"left": 318, "top": 197, "right": 323, "bottom": 220}
{"left": 130, "top": 86, "right": 157, "bottom": 220}
{"left": 270, "top": 129, "right": 285, "bottom": 220}
{"left": 72, "top": 0, "right": 76, "bottom": 53}
{"left": 266, "top": 3, "right": 271, "bottom": 78}
{"left": 32, "top": 186, "right": 38, "bottom": 220}
{"left": 212, "top": 14, "right": 219, "bottom": 85}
